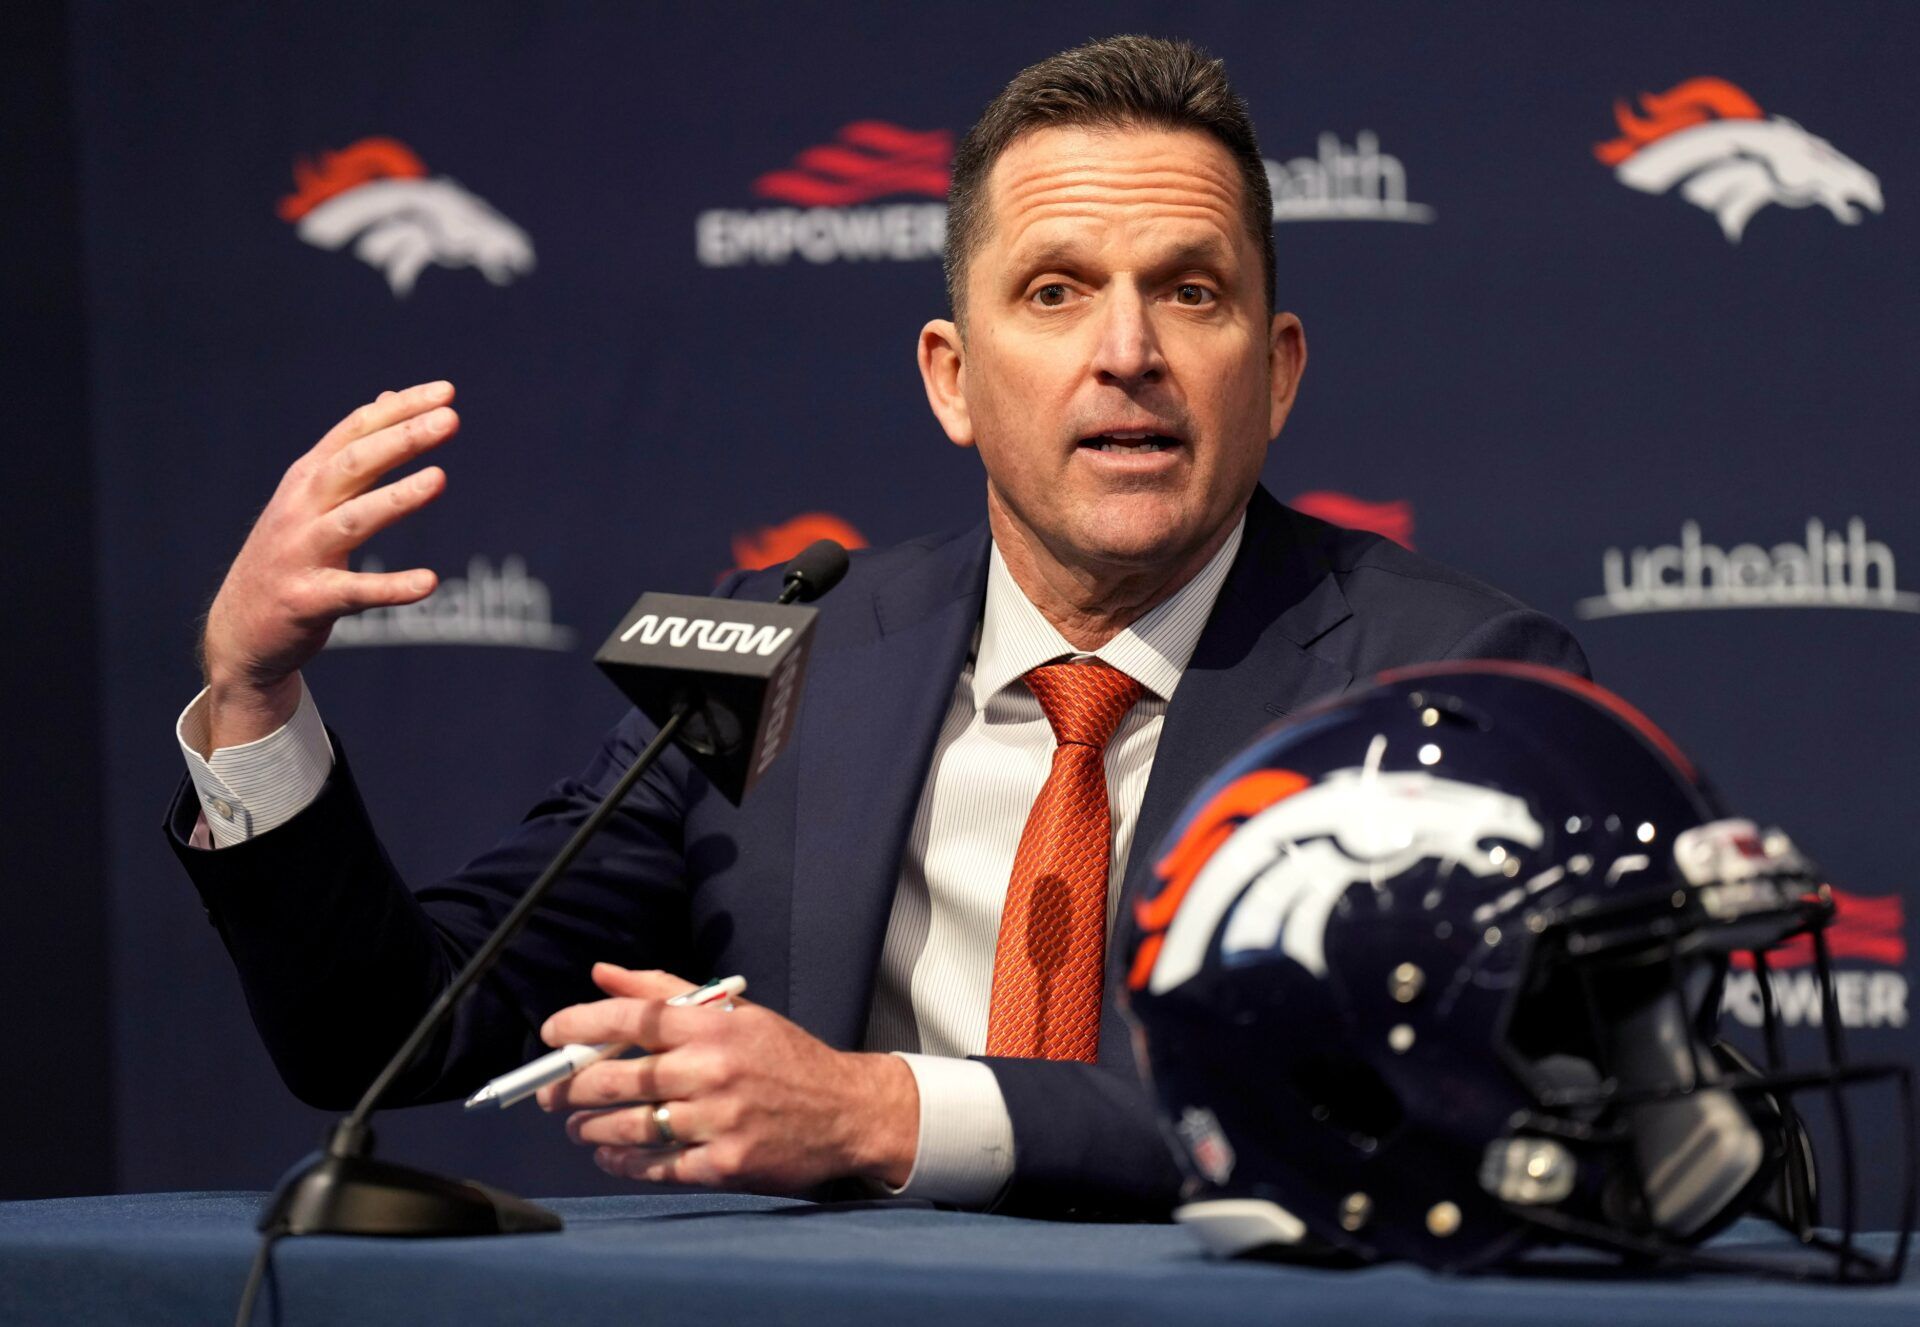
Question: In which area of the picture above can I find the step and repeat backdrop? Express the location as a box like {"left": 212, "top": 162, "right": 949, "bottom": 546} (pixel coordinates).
{"left": 73, "top": 2, "right": 1917, "bottom": 1215}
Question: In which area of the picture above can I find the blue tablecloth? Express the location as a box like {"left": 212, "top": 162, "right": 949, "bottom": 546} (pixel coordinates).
{"left": 0, "top": 1191, "right": 1913, "bottom": 1326}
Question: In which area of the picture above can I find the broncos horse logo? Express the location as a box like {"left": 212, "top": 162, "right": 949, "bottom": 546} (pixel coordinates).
{"left": 1130, "top": 764, "right": 1542, "bottom": 995}
{"left": 1595, "top": 77, "right": 1882, "bottom": 243}
{"left": 278, "top": 137, "right": 536, "bottom": 296}
{"left": 730, "top": 512, "right": 868, "bottom": 575}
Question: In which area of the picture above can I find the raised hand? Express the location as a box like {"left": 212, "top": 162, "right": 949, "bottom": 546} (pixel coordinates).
{"left": 199, "top": 381, "right": 459, "bottom": 749}
{"left": 537, "top": 964, "right": 921, "bottom": 1194}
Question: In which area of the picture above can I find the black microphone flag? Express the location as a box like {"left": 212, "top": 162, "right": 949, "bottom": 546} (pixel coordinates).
{"left": 595, "top": 592, "right": 816, "bottom": 803}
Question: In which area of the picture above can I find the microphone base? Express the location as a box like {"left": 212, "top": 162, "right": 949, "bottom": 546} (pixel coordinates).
{"left": 260, "top": 1149, "right": 564, "bottom": 1237}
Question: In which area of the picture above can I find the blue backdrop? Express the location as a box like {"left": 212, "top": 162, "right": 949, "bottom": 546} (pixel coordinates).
{"left": 48, "top": 1, "right": 1919, "bottom": 1217}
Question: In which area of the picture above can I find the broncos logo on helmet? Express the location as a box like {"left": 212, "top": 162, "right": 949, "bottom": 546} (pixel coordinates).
{"left": 1130, "top": 755, "right": 1542, "bottom": 995}
{"left": 279, "top": 137, "right": 536, "bottom": 297}
{"left": 1595, "top": 77, "right": 1882, "bottom": 243}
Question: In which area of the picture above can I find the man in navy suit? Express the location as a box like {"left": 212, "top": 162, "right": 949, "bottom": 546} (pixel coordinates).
{"left": 170, "top": 36, "right": 1586, "bottom": 1218}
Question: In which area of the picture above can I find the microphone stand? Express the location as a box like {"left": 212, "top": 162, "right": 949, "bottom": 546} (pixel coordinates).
{"left": 235, "top": 549, "right": 846, "bottom": 1327}
{"left": 256, "top": 557, "right": 837, "bottom": 1239}
{"left": 259, "top": 704, "right": 688, "bottom": 1237}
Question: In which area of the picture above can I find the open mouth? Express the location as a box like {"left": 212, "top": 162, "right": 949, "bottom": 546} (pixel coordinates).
{"left": 1079, "top": 431, "right": 1181, "bottom": 454}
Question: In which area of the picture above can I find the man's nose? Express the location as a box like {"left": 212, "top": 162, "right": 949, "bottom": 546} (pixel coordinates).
{"left": 1090, "top": 286, "right": 1166, "bottom": 387}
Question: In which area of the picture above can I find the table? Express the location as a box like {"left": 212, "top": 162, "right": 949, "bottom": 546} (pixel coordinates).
{"left": 0, "top": 1191, "right": 1913, "bottom": 1326}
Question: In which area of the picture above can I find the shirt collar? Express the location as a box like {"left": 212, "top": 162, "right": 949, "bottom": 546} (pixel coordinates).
{"left": 972, "top": 513, "right": 1246, "bottom": 709}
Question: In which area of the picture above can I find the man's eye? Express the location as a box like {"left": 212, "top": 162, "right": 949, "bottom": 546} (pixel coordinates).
{"left": 1033, "top": 283, "right": 1069, "bottom": 307}
{"left": 1173, "top": 284, "right": 1214, "bottom": 306}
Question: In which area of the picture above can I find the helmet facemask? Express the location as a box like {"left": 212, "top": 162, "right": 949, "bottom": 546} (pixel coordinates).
{"left": 1495, "top": 822, "right": 1914, "bottom": 1281}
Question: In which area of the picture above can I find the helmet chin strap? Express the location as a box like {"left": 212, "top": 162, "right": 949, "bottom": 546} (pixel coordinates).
{"left": 1610, "top": 969, "right": 1764, "bottom": 1236}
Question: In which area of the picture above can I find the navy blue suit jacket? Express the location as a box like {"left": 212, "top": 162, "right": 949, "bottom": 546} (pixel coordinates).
{"left": 167, "top": 487, "right": 1588, "bottom": 1218}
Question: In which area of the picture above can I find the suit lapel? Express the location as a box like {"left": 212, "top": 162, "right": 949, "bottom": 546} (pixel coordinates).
{"left": 1099, "top": 489, "right": 1356, "bottom": 1065}
{"left": 788, "top": 529, "right": 989, "bottom": 1048}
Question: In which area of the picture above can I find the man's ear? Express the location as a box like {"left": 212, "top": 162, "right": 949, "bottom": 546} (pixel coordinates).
{"left": 918, "top": 319, "right": 975, "bottom": 448}
{"left": 1266, "top": 311, "right": 1307, "bottom": 439}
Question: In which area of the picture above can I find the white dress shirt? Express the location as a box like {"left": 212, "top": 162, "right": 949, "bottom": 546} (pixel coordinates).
{"left": 175, "top": 516, "right": 1243, "bottom": 1204}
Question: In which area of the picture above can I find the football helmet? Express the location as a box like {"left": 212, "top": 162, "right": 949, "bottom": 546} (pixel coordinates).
{"left": 1119, "top": 662, "right": 1911, "bottom": 1278}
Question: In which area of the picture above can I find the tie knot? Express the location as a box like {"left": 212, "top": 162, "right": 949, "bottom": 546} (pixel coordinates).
{"left": 1023, "top": 662, "right": 1143, "bottom": 749}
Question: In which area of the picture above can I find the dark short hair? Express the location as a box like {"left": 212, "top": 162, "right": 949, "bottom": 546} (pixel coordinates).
{"left": 943, "top": 34, "right": 1274, "bottom": 325}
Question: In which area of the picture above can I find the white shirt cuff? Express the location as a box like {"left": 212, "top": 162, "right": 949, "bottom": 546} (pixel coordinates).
{"left": 886, "top": 1052, "right": 1015, "bottom": 1207}
{"left": 175, "top": 678, "right": 334, "bottom": 848}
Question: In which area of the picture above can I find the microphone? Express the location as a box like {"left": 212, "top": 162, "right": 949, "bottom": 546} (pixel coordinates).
{"left": 252, "top": 542, "right": 850, "bottom": 1246}
{"left": 593, "top": 537, "right": 847, "bottom": 803}
{"left": 781, "top": 537, "right": 850, "bottom": 603}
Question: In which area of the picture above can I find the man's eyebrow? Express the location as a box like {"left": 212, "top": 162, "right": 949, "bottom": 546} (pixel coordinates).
{"left": 1008, "top": 235, "right": 1236, "bottom": 277}
{"left": 1008, "top": 239, "right": 1089, "bottom": 274}
{"left": 1151, "top": 237, "right": 1233, "bottom": 271}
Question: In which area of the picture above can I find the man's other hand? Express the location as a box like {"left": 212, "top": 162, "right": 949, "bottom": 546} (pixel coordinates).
{"left": 199, "top": 381, "right": 458, "bottom": 750}
{"left": 537, "top": 964, "right": 920, "bottom": 1194}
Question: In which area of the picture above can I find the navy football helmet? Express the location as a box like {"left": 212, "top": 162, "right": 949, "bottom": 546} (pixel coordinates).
{"left": 1119, "top": 662, "right": 1912, "bottom": 1279}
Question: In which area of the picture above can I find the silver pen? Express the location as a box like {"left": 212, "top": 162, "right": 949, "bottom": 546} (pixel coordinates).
{"left": 462, "top": 974, "right": 747, "bottom": 1111}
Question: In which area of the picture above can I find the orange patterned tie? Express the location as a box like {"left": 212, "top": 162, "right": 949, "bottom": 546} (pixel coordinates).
{"left": 985, "top": 661, "right": 1144, "bottom": 1061}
